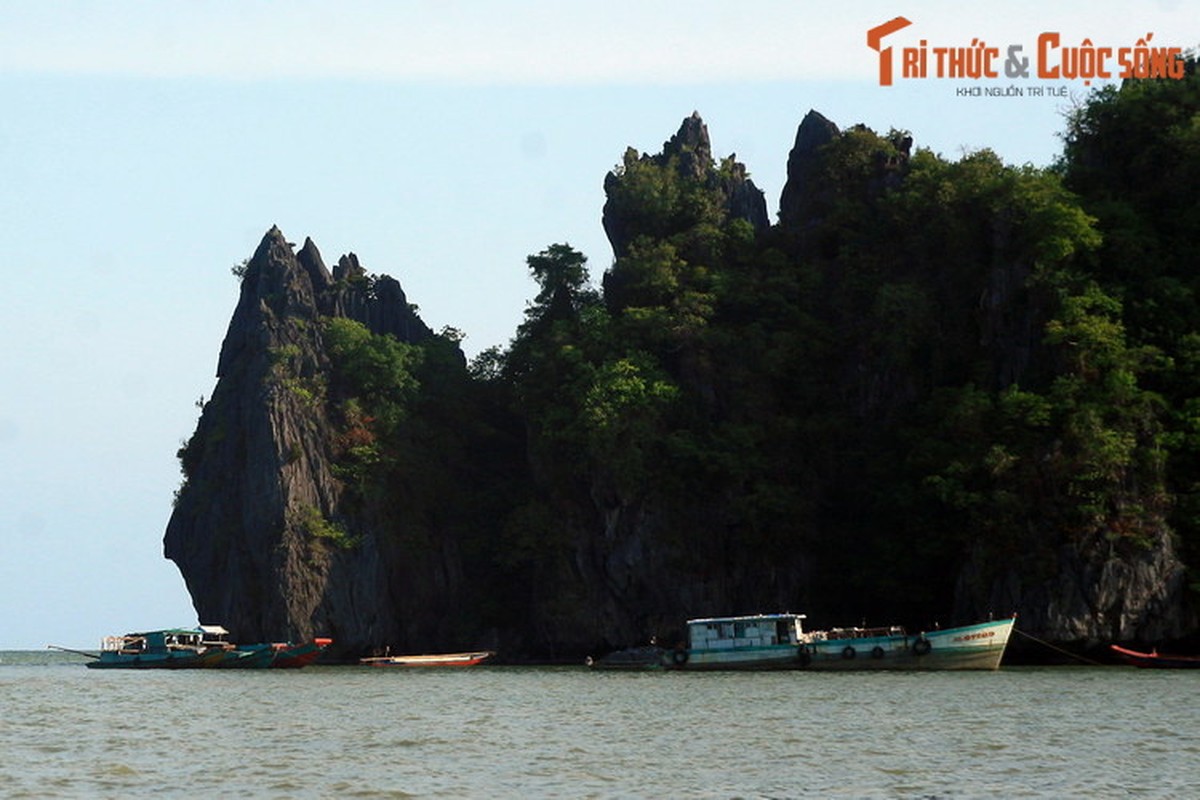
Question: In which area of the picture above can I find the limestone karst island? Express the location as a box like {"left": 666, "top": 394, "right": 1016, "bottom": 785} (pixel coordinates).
{"left": 166, "top": 66, "right": 1200, "bottom": 663}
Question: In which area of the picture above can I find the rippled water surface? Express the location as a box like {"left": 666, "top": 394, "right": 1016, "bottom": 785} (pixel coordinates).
{"left": 2, "top": 651, "right": 1197, "bottom": 798}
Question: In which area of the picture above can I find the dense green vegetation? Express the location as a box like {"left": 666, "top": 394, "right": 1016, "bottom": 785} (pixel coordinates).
{"left": 1058, "top": 63, "right": 1200, "bottom": 572}
{"left": 286, "top": 62, "right": 1198, "bottom": 641}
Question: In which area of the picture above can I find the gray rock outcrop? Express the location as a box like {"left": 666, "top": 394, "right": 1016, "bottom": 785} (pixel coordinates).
{"left": 165, "top": 227, "right": 443, "bottom": 651}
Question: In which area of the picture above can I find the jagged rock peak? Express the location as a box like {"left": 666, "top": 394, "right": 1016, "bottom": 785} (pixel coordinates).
{"left": 217, "top": 227, "right": 324, "bottom": 378}
{"left": 244, "top": 225, "right": 292, "bottom": 278}
{"left": 667, "top": 110, "right": 708, "bottom": 150}
{"left": 602, "top": 112, "right": 768, "bottom": 258}
{"left": 779, "top": 110, "right": 841, "bottom": 225}
{"left": 793, "top": 109, "right": 840, "bottom": 156}
{"left": 333, "top": 253, "right": 366, "bottom": 283}
{"left": 297, "top": 236, "right": 333, "bottom": 294}
{"left": 660, "top": 111, "right": 712, "bottom": 180}
{"left": 218, "top": 228, "right": 437, "bottom": 378}
{"left": 250, "top": 227, "right": 319, "bottom": 310}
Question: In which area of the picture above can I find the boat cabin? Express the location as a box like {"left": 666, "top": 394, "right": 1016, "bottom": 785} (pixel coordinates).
{"left": 198, "top": 625, "right": 231, "bottom": 649}
{"left": 687, "top": 613, "right": 806, "bottom": 650}
{"left": 99, "top": 626, "right": 227, "bottom": 654}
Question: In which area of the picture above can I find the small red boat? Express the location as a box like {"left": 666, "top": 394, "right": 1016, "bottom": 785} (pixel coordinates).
{"left": 1111, "top": 644, "right": 1200, "bottom": 669}
{"left": 360, "top": 651, "right": 495, "bottom": 667}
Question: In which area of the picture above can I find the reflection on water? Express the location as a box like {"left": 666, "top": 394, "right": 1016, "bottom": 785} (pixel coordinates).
{"left": 1, "top": 653, "right": 1197, "bottom": 798}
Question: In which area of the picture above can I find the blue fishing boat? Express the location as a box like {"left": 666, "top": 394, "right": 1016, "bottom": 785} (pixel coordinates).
{"left": 84, "top": 626, "right": 232, "bottom": 670}
{"left": 592, "top": 613, "right": 1015, "bottom": 671}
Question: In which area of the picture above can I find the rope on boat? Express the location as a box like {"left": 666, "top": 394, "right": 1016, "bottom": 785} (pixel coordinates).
{"left": 1012, "top": 627, "right": 1104, "bottom": 666}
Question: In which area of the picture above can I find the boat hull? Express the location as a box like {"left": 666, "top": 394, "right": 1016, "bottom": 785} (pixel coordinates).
{"left": 672, "top": 646, "right": 806, "bottom": 671}
{"left": 675, "top": 618, "right": 1014, "bottom": 672}
{"left": 85, "top": 651, "right": 207, "bottom": 670}
{"left": 219, "top": 645, "right": 277, "bottom": 669}
{"left": 272, "top": 638, "right": 334, "bottom": 668}
{"left": 802, "top": 618, "right": 1014, "bottom": 671}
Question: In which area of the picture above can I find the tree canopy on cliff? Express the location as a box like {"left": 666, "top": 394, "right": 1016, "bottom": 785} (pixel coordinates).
{"left": 491, "top": 93, "right": 1181, "bottom": 627}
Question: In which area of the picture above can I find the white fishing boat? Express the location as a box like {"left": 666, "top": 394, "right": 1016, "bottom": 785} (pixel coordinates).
{"left": 665, "top": 613, "right": 1014, "bottom": 671}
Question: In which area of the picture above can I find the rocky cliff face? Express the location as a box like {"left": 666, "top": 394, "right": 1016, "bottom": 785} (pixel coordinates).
{"left": 955, "top": 527, "right": 1196, "bottom": 648}
{"left": 165, "top": 227, "right": 453, "bottom": 651}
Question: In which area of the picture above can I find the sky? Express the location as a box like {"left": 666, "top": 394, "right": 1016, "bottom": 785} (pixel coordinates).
{"left": 2, "top": 1, "right": 1197, "bottom": 649}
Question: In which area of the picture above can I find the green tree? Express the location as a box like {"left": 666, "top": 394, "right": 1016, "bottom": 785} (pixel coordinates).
{"left": 320, "top": 317, "right": 422, "bottom": 490}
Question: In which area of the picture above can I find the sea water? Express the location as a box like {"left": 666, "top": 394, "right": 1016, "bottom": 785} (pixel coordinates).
{"left": 1, "top": 651, "right": 1197, "bottom": 798}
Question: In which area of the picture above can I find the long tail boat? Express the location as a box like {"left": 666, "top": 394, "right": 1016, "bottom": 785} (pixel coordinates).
{"left": 360, "top": 651, "right": 495, "bottom": 667}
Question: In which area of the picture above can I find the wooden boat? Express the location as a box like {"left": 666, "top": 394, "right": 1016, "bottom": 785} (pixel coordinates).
{"left": 639, "top": 613, "right": 1014, "bottom": 671}
{"left": 203, "top": 636, "right": 333, "bottom": 668}
{"left": 271, "top": 637, "right": 333, "bottom": 668}
{"left": 84, "top": 625, "right": 232, "bottom": 670}
{"left": 1111, "top": 644, "right": 1200, "bottom": 669}
{"left": 360, "top": 650, "right": 495, "bottom": 667}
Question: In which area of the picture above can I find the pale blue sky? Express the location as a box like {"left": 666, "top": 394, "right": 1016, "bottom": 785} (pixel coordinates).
{"left": 2, "top": 2, "right": 1196, "bottom": 648}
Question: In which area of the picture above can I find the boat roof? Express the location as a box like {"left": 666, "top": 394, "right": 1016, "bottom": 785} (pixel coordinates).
{"left": 686, "top": 613, "right": 807, "bottom": 625}
{"left": 119, "top": 625, "right": 227, "bottom": 637}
